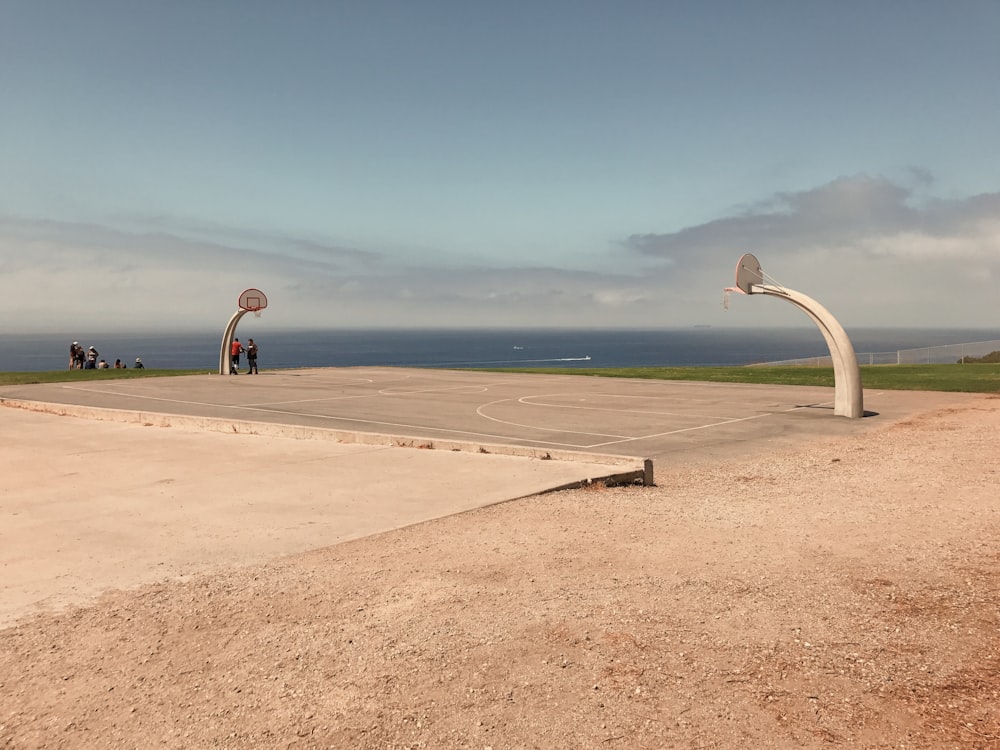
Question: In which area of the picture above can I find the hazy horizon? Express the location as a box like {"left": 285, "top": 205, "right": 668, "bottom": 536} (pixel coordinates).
{"left": 7, "top": 323, "right": 1000, "bottom": 338}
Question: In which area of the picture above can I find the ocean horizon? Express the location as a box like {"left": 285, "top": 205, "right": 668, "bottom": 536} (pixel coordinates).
{"left": 3, "top": 327, "right": 999, "bottom": 373}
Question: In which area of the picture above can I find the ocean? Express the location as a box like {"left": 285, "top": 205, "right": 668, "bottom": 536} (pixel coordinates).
{"left": 3, "top": 327, "right": 999, "bottom": 373}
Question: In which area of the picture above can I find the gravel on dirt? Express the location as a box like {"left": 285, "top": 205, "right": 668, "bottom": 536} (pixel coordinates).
{"left": 2, "top": 397, "right": 998, "bottom": 749}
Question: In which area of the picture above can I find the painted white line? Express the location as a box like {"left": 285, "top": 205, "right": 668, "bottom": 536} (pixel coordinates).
{"left": 583, "top": 402, "right": 832, "bottom": 448}
{"left": 378, "top": 385, "right": 489, "bottom": 396}
{"left": 517, "top": 393, "right": 745, "bottom": 421}
{"left": 272, "top": 376, "right": 376, "bottom": 385}
{"left": 241, "top": 395, "right": 374, "bottom": 407}
{"left": 255, "top": 407, "right": 609, "bottom": 450}
{"left": 48, "top": 376, "right": 836, "bottom": 453}
{"left": 55, "top": 384, "right": 606, "bottom": 449}
{"left": 58, "top": 385, "right": 241, "bottom": 410}
{"left": 59, "top": 384, "right": 377, "bottom": 411}
{"left": 475, "top": 398, "right": 633, "bottom": 439}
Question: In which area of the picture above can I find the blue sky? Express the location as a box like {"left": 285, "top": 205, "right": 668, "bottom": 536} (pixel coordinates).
{"left": 2, "top": 1, "right": 999, "bottom": 332}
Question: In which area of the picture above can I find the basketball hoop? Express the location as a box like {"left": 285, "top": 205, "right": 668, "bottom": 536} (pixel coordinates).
{"left": 220, "top": 288, "right": 268, "bottom": 376}
{"left": 238, "top": 288, "right": 268, "bottom": 316}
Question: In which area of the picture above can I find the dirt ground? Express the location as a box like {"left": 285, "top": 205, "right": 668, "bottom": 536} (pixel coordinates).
{"left": 2, "top": 396, "right": 998, "bottom": 749}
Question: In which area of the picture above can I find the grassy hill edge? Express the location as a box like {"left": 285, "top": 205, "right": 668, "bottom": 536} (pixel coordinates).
{"left": 0, "top": 369, "right": 211, "bottom": 386}
{"left": 2, "top": 364, "right": 997, "bottom": 393}
{"left": 475, "top": 364, "right": 1000, "bottom": 393}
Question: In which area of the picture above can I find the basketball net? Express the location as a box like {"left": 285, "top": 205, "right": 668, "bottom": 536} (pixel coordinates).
{"left": 253, "top": 309, "right": 262, "bottom": 318}
{"left": 722, "top": 286, "right": 742, "bottom": 311}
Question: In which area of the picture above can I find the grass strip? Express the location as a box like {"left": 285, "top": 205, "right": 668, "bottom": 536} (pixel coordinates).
{"left": 477, "top": 364, "right": 1000, "bottom": 393}
{"left": 0, "top": 369, "right": 210, "bottom": 386}
{"left": 1, "top": 364, "right": 997, "bottom": 393}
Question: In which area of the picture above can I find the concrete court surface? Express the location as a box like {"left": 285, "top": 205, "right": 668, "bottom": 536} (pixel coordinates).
{"left": 0, "top": 367, "right": 977, "bottom": 625}
{"left": 0, "top": 366, "right": 973, "bottom": 464}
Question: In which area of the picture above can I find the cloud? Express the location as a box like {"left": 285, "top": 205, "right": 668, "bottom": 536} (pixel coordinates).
{"left": 118, "top": 214, "right": 383, "bottom": 267}
{"left": 0, "top": 214, "right": 380, "bottom": 277}
{"left": 0, "top": 215, "right": 381, "bottom": 331}
{"left": 0, "top": 216, "right": 665, "bottom": 331}
{"left": 618, "top": 175, "right": 1000, "bottom": 325}
{"left": 625, "top": 174, "right": 1000, "bottom": 259}
{"left": 274, "top": 265, "right": 663, "bottom": 328}
{"left": 3, "top": 173, "right": 999, "bottom": 333}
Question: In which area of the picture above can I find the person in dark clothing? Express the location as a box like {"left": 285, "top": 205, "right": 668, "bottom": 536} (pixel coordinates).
{"left": 245, "top": 338, "right": 259, "bottom": 374}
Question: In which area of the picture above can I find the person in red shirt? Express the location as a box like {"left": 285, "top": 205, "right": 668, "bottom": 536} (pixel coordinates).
{"left": 230, "top": 338, "right": 245, "bottom": 374}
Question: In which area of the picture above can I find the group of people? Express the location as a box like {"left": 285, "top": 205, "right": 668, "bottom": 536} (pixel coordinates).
{"left": 230, "top": 337, "right": 259, "bottom": 374}
{"left": 68, "top": 342, "right": 144, "bottom": 370}
{"left": 67, "top": 337, "right": 262, "bottom": 373}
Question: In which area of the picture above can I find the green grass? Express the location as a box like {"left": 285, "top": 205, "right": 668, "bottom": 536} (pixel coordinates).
{"left": 2, "top": 364, "right": 998, "bottom": 393}
{"left": 477, "top": 364, "right": 1000, "bottom": 393}
{"left": 0, "top": 369, "right": 210, "bottom": 386}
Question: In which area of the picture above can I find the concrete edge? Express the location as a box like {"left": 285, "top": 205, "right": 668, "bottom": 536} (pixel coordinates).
{"left": 0, "top": 398, "right": 651, "bottom": 481}
{"left": 535, "top": 460, "right": 656, "bottom": 493}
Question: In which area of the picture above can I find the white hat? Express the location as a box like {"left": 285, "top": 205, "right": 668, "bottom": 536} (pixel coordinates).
{"left": 73, "top": 341, "right": 79, "bottom": 345}
{"left": 135, "top": 357, "right": 142, "bottom": 362}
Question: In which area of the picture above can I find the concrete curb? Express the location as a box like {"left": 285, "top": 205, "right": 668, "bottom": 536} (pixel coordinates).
{"left": 1, "top": 398, "right": 651, "bottom": 482}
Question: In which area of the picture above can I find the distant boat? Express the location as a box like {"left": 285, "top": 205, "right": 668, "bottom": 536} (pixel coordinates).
{"left": 513, "top": 346, "right": 524, "bottom": 350}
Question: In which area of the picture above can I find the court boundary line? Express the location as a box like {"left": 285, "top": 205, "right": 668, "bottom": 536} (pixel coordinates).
{"left": 54, "top": 382, "right": 811, "bottom": 452}
{"left": 10, "top": 375, "right": 837, "bottom": 454}
{"left": 0, "top": 398, "right": 645, "bottom": 473}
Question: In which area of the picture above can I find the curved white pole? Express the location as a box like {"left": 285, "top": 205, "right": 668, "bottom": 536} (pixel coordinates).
{"left": 752, "top": 284, "right": 864, "bottom": 418}
{"left": 219, "top": 308, "right": 251, "bottom": 375}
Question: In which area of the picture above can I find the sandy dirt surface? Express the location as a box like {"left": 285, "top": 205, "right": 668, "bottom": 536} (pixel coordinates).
{"left": 0, "top": 406, "right": 630, "bottom": 628}
{"left": 2, "top": 396, "right": 999, "bottom": 749}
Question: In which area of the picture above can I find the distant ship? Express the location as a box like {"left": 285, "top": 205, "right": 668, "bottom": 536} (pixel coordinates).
{"left": 513, "top": 346, "right": 524, "bottom": 350}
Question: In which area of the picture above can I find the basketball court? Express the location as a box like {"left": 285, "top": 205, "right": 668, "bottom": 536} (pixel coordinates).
{"left": 7, "top": 272, "right": 891, "bottom": 467}
{"left": 0, "top": 366, "right": 963, "bottom": 467}
{"left": 0, "top": 266, "right": 898, "bottom": 471}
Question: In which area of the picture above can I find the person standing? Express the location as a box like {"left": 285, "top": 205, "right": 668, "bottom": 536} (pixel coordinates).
{"left": 69, "top": 341, "right": 81, "bottom": 370}
{"left": 86, "top": 346, "right": 99, "bottom": 369}
{"left": 245, "top": 338, "right": 259, "bottom": 374}
{"left": 230, "top": 337, "right": 245, "bottom": 374}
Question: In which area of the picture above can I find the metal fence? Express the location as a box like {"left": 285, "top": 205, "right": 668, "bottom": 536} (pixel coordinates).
{"left": 753, "top": 339, "right": 1000, "bottom": 367}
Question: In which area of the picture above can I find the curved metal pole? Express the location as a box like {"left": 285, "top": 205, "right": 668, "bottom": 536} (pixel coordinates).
{"left": 752, "top": 284, "right": 864, "bottom": 418}
{"left": 219, "top": 308, "right": 251, "bottom": 375}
